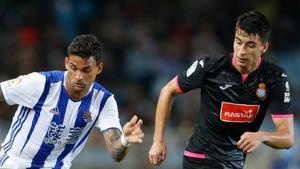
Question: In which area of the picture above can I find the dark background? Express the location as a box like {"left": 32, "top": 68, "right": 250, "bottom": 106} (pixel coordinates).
{"left": 0, "top": 0, "right": 299, "bottom": 168}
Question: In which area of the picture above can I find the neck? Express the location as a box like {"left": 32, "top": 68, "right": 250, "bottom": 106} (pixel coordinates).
{"left": 235, "top": 64, "right": 256, "bottom": 75}
{"left": 67, "top": 90, "right": 87, "bottom": 101}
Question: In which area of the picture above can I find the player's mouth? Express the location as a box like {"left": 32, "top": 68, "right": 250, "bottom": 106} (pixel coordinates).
{"left": 237, "top": 57, "right": 248, "bottom": 64}
{"left": 74, "top": 82, "right": 85, "bottom": 88}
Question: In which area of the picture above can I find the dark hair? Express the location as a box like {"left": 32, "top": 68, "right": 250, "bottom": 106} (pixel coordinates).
{"left": 235, "top": 11, "right": 271, "bottom": 42}
{"left": 67, "top": 34, "right": 103, "bottom": 63}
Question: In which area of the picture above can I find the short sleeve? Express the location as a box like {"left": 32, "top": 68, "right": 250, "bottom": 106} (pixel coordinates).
{"left": 95, "top": 96, "right": 122, "bottom": 132}
{"left": 0, "top": 72, "right": 46, "bottom": 108}
{"left": 177, "top": 59, "right": 206, "bottom": 93}
{"left": 269, "top": 72, "right": 292, "bottom": 116}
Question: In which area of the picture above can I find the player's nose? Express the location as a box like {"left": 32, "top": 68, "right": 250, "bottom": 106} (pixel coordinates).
{"left": 237, "top": 45, "right": 247, "bottom": 56}
{"left": 75, "top": 71, "right": 84, "bottom": 80}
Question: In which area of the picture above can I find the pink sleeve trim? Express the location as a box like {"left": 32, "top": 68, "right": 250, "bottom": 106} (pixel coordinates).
{"left": 271, "top": 114, "right": 294, "bottom": 119}
{"left": 184, "top": 150, "right": 206, "bottom": 159}
{"left": 175, "top": 75, "right": 183, "bottom": 93}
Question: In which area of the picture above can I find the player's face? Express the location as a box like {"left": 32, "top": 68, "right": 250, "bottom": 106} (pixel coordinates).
{"left": 65, "top": 55, "right": 102, "bottom": 95}
{"left": 233, "top": 28, "right": 269, "bottom": 73}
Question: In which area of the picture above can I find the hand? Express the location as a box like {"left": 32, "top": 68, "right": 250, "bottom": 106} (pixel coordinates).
{"left": 237, "top": 131, "right": 264, "bottom": 153}
{"left": 148, "top": 141, "right": 167, "bottom": 166}
{"left": 123, "top": 115, "right": 144, "bottom": 144}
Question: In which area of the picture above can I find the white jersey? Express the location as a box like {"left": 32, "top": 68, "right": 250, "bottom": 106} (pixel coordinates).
{"left": 0, "top": 71, "right": 122, "bottom": 169}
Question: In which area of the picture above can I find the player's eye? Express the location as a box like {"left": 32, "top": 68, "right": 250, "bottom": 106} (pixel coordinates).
{"left": 83, "top": 69, "right": 92, "bottom": 73}
{"left": 69, "top": 65, "right": 77, "bottom": 70}
{"left": 248, "top": 43, "right": 256, "bottom": 48}
{"left": 235, "top": 39, "right": 242, "bottom": 45}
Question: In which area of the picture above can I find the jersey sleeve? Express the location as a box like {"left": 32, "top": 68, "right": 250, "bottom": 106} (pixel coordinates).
{"left": 0, "top": 72, "right": 46, "bottom": 108}
{"left": 269, "top": 73, "right": 293, "bottom": 118}
{"left": 177, "top": 59, "right": 206, "bottom": 93}
{"left": 95, "top": 95, "right": 122, "bottom": 132}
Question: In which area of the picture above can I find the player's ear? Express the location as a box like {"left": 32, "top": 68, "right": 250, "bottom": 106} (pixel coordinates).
{"left": 97, "top": 62, "right": 103, "bottom": 75}
{"left": 64, "top": 56, "right": 69, "bottom": 70}
{"left": 262, "top": 41, "right": 269, "bottom": 54}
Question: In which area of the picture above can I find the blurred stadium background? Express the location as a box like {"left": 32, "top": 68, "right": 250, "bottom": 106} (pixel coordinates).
{"left": 0, "top": 0, "right": 299, "bottom": 168}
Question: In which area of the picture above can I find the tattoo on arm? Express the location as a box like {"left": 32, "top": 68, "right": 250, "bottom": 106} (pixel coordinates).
{"left": 103, "top": 128, "right": 128, "bottom": 162}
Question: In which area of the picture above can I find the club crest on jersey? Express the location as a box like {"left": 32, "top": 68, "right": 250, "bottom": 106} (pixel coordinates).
{"left": 83, "top": 112, "right": 92, "bottom": 122}
{"left": 256, "top": 83, "right": 267, "bottom": 100}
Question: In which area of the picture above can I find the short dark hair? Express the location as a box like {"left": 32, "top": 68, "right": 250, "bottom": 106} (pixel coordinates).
{"left": 67, "top": 34, "right": 103, "bottom": 63}
{"left": 235, "top": 11, "right": 271, "bottom": 42}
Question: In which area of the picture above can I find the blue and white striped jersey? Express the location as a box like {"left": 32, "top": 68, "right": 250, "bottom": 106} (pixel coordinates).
{"left": 0, "top": 70, "right": 122, "bottom": 169}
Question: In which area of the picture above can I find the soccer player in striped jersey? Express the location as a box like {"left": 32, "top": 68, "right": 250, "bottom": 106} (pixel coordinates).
{"left": 0, "top": 34, "right": 144, "bottom": 168}
{"left": 148, "top": 11, "right": 294, "bottom": 169}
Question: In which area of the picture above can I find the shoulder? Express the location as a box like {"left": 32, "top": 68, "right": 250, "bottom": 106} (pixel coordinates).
{"left": 262, "top": 61, "right": 290, "bottom": 89}
{"left": 92, "top": 82, "right": 117, "bottom": 111}
{"left": 14, "top": 72, "right": 46, "bottom": 86}
{"left": 198, "top": 53, "right": 230, "bottom": 73}
{"left": 92, "top": 82, "right": 113, "bottom": 97}
{"left": 263, "top": 61, "right": 287, "bottom": 79}
{"left": 39, "top": 70, "right": 65, "bottom": 83}
{"left": 0, "top": 72, "right": 45, "bottom": 90}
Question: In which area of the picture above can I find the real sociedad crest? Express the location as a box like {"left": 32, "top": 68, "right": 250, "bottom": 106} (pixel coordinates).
{"left": 83, "top": 112, "right": 92, "bottom": 123}
{"left": 256, "top": 83, "right": 267, "bottom": 100}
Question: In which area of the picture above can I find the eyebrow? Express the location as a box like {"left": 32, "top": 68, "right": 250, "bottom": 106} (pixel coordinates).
{"left": 69, "top": 62, "right": 92, "bottom": 69}
{"left": 235, "top": 37, "right": 242, "bottom": 41}
{"left": 235, "top": 36, "right": 257, "bottom": 45}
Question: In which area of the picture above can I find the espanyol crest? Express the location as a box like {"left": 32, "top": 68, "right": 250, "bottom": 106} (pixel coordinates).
{"left": 256, "top": 83, "right": 267, "bottom": 100}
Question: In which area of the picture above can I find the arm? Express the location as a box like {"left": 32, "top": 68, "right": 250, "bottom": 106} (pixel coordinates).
{"left": 238, "top": 71, "right": 294, "bottom": 153}
{"left": 148, "top": 78, "right": 181, "bottom": 165}
{"left": 261, "top": 117, "right": 294, "bottom": 148}
{"left": 103, "top": 115, "right": 144, "bottom": 162}
{"left": 237, "top": 117, "right": 294, "bottom": 153}
{"left": 103, "top": 128, "right": 127, "bottom": 162}
{"left": 0, "top": 73, "right": 46, "bottom": 107}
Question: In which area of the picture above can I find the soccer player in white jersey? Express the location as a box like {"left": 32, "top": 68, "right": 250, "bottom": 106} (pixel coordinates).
{"left": 0, "top": 34, "right": 144, "bottom": 169}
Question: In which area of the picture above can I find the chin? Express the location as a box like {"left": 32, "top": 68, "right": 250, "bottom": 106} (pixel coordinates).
{"left": 75, "top": 88, "right": 84, "bottom": 92}
{"left": 72, "top": 86, "right": 85, "bottom": 92}
{"left": 237, "top": 62, "right": 248, "bottom": 68}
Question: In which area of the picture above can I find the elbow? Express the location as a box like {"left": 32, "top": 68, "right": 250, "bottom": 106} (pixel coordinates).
{"left": 111, "top": 154, "right": 124, "bottom": 162}
{"left": 112, "top": 156, "right": 124, "bottom": 163}
{"left": 284, "top": 137, "right": 294, "bottom": 149}
{"left": 282, "top": 143, "right": 293, "bottom": 149}
{"left": 277, "top": 136, "right": 294, "bottom": 149}
{"left": 109, "top": 150, "right": 126, "bottom": 162}
{"left": 115, "top": 159, "right": 123, "bottom": 162}
{"left": 284, "top": 132, "right": 294, "bottom": 149}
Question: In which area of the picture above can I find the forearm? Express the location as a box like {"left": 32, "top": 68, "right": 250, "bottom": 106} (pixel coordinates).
{"left": 260, "top": 130, "right": 294, "bottom": 149}
{"left": 108, "top": 137, "right": 128, "bottom": 162}
{"left": 153, "top": 87, "right": 175, "bottom": 142}
{"left": 104, "top": 129, "right": 129, "bottom": 162}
